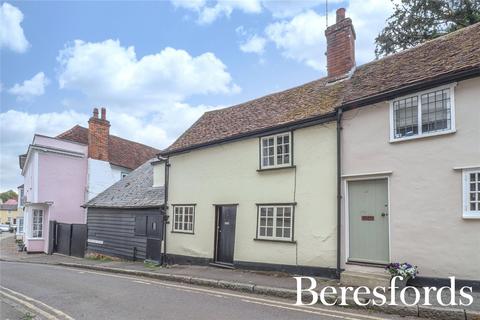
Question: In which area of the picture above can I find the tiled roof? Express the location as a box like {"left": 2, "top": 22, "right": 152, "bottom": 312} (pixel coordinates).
{"left": 84, "top": 159, "right": 164, "bottom": 209}
{"left": 57, "top": 125, "right": 160, "bottom": 170}
{"left": 0, "top": 204, "right": 17, "bottom": 211}
{"left": 164, "top": 23, "right": 480, "bottom": 154}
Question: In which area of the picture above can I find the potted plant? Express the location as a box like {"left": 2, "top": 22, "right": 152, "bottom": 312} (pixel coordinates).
{"left": 385, "top": 262, "right": 418, "bottom": 288}
{"left": 16, "top": 239, "right": 25, "bottom": 252}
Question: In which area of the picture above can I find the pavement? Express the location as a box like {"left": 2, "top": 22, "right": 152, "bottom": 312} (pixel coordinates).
{"left": 2, "top": 235, "right": 479, "bottom": 320}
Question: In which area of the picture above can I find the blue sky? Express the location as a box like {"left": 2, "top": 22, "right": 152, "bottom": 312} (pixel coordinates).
{"left": 0, "top": 0, "right": 393, "bottom": 191}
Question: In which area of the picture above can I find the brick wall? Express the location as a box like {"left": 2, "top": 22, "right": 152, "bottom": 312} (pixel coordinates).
{"left": 88, "top": 107, "right": 110, "bottom": 161}
{"left": 325, "top": 8, "right": 356, "bottom": 80}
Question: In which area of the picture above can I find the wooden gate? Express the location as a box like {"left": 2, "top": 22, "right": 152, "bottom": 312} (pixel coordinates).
{"left": 54, "top": 222, "right": 87, "bottom": 258}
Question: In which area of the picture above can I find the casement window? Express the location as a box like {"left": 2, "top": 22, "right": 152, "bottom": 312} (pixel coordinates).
{"left": 32, "top": 209, "right": 43, "bottom": 238}
{"left": 18, "top": 218, "right": 24, "bottom": 234}
{"left": 257, "top": 205, "right": 294, "bottom": 241}
{"left": 463, "top": 169, "right": 480, "bottom": 219}
{"left": 172, "top": 205, "right": 195, "bottom": 233}
{"left": 260, "top": 132, "right": 292, "bottom": 169}
{"left": 390, "top": 84, "right": 455, "bottom": 141}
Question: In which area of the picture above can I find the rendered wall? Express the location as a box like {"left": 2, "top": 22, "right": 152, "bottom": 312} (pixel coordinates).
{"left": 167, "top": 123, "right": 337, "bottom": 269}
{"left": 341, "top": 77, "right": 480, "bottom": 280}
{"left": 87, "top": 159, "right": 130, "bottom": 200}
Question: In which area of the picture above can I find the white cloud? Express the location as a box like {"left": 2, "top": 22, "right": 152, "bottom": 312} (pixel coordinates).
{"left": 261, "top": 0, "right": 341, "bottom": 18}
{"left": 8, "top": 72, "right": 50, "bottom": 100}
{"left": 347, "top": 0, "right": 394, "bottom": 63}
{"left": 240, "top": 35, "right": 267, "bottom": 55}
{"left": 171, "top": 0, "right": 206, "bottom": 10}
{"left": 0, "top": 103, "right": 220, "bottom": 191}
{"left": 0, "top": 2, "right": 29, "bottom": 53}
{"left": 264, "top": 0, "right": 393, "bottom": 71}
{"left": 57, "top": 39, "right": 239, "bottom": 114}
{"left": 265, "top": 10, "right": 330, "bottom": 71}
{"left": 171, "top": 0, "right": 262, "bottom": 24}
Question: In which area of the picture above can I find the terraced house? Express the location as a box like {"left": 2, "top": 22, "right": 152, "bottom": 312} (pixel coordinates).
{"left": 155, "top": 10, "right": 480, "bottom": 284}
{"left": 19, "top": 108, "right": 159, "bottom": 253}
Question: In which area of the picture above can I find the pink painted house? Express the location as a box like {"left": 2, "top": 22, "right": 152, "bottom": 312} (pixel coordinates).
{"left": 19, "top": 108, "right": 159, "bottom": 253}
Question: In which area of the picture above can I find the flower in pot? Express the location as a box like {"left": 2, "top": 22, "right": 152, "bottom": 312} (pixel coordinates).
{"left": 385, "top": 262, "right": 418, "bottom": 288}
{"left": 16, "top": 240, "right": 25, "bottom": 252}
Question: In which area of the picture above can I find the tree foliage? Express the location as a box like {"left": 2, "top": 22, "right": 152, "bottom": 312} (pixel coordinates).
{"left": 375, "top": 0, "right": 480, "bottom": 57}
{"left": 0, "top": 190, "right": 18, "bottom": 203}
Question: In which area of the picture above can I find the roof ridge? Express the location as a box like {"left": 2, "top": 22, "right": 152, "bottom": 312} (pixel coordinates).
{"left": 356, "top": 22, "right": 480, "bottom": 71}
{"left": 57, "top": 124, "right": 160, "bottom": 152}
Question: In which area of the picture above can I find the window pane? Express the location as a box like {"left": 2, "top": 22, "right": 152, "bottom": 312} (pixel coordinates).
{"left": 266, "top": 228, "right": 273, "bottom": 237}
{"left": 421, "top": 89, "right": 451, "bottom": 133}
{"left": 284, "top": 228, "right": 291, "bottom": 238}
{"left": 276, "top": 227, "right": 282, "bottom": 237}
{"left": 393, "top": 97, "right": 418, "bottom": 138}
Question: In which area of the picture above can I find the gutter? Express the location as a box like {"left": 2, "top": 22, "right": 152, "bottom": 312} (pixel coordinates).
{"left": 336, "top": 108, "right": 343, "bottom": 279}
{"left": 340, "top": 67, "right": 480, "bottom": 111}
{"left": 163, "top": 66, "right": 480, "bottom": 157}
{"left": 161, "top": 113, "right": 338, "bottom": 156}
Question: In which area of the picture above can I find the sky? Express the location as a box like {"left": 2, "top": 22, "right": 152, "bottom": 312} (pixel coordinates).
{"left": 0, "top": 0, "right": 394, "bottom": 191}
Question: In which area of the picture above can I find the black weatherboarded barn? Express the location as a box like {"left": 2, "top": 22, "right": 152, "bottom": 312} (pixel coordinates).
{"left": 84, "top": 159, "right": 165, "bottom": 261}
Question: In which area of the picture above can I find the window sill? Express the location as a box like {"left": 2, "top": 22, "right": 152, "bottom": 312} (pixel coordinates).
{"left": 253, "top": 238, "right": 296, "bottom": 244}
{"left": 390, "top": 129, "right": 456, "bottom": 143}
{"left": 463, "top": 213, "right": 480, "bottom": 220}
{"left": 257, "top": 165, "right": 296, "bottom": 172}
{"left": 171, "top": 231, "right": 194, "bottom": 235}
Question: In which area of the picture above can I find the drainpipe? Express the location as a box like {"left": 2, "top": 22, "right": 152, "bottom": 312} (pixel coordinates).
{"left": 336, "top": 108, "right": 343, "bottom": 279}
{"left": 157, "top": 155, "right": 170, "bottom": 266}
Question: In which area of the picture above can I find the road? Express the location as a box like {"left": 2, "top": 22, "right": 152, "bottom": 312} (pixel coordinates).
{"left": 0, "top": 261, "right": 415, "bottom": 320}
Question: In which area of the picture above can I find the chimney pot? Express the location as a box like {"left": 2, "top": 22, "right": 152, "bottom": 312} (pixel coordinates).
{"left": 101, "top": 107, "right": 106, "bottom": 120}
{"left": 336, "top": 8, "right": 345, "bottom": 23}
{"left": 93, "top": 108, "right": 99, "bottom": 118}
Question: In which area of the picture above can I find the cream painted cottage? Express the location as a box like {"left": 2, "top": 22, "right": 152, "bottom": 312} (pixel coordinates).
{"left": 89, "top": 9, "right": 480, "bottom": 286}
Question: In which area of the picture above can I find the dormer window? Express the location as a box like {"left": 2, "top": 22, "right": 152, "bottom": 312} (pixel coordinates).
{"left": 260, "top": 132, "right": 292, "bottom": 169}
{"left": 390, "top": 84, "right": 456, "bottom": 141}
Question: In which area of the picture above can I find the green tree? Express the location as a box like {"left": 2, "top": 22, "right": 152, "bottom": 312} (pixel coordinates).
{"left": 0, "top": 190, "right": 18, "bottom": 203}
{"left": 375, "top": 0, "right": 480, "bottom": 57}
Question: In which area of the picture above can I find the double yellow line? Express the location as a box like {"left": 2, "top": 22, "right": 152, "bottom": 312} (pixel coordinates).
{"left": 0, "top": 285, "right": 74, "bottom": 320}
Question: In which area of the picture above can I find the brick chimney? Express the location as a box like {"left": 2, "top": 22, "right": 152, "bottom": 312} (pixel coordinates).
{"left": 325, "top": 8, "right": 356, "bottom": 81}
{"left": 88, "top": 107, "right": 110, "bottom": 161}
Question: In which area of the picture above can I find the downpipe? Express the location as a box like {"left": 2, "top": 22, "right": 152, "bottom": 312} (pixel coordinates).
{"left": 336, "top": 108, "right": 343, "bottom": 279}
{"left": 157, "top": 155, "right": 170, "bottom": 266}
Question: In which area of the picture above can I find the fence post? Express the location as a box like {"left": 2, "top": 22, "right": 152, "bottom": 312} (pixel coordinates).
{"left": 47, "top": 220, "right": 56, "bottom": 255}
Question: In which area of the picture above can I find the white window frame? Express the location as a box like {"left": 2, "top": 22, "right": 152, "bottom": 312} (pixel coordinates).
{"left": 32, "top": 209, "right": 43, "bottom": 239}
{"left": 17, "top": 217, "right": 24, "bottom": 234}
{"left": 462, "top": 168, "right": 480, "bottom": 219}
{"left": 172, "top": 205, "right": 195, "bottom": 233}
{"left": 257, "top": 205, "right": 294, "bottom": 241}
{"left": 260, "top": 132, "right": 292, "bottom": 169}
{"left": 389, "top": 83, "right": 456, "bottom": 142}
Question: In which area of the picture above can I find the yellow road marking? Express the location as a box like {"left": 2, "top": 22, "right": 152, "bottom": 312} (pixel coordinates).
{"left": 0, "top": 286, "right": 74, "bottom": 320}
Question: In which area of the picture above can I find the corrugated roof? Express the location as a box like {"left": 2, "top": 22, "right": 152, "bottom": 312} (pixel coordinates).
{"left": 84, "top": 159, "right": 164, "bottom": 209}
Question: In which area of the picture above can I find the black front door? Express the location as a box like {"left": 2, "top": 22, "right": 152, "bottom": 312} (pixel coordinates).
{"left": 215, "top": 206, "right": 237, "bottom": 264}
{"left": 146, "top": 214, "right": 162, "bottom": 261}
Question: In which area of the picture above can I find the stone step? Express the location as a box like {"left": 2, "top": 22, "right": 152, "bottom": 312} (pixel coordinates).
{"left": 340, "top": 270, "right": 391, "bottom": 288}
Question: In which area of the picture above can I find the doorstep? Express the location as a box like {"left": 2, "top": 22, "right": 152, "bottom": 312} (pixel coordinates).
{"left": 341, "top": 264, "right": 391, "bottom": 288}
